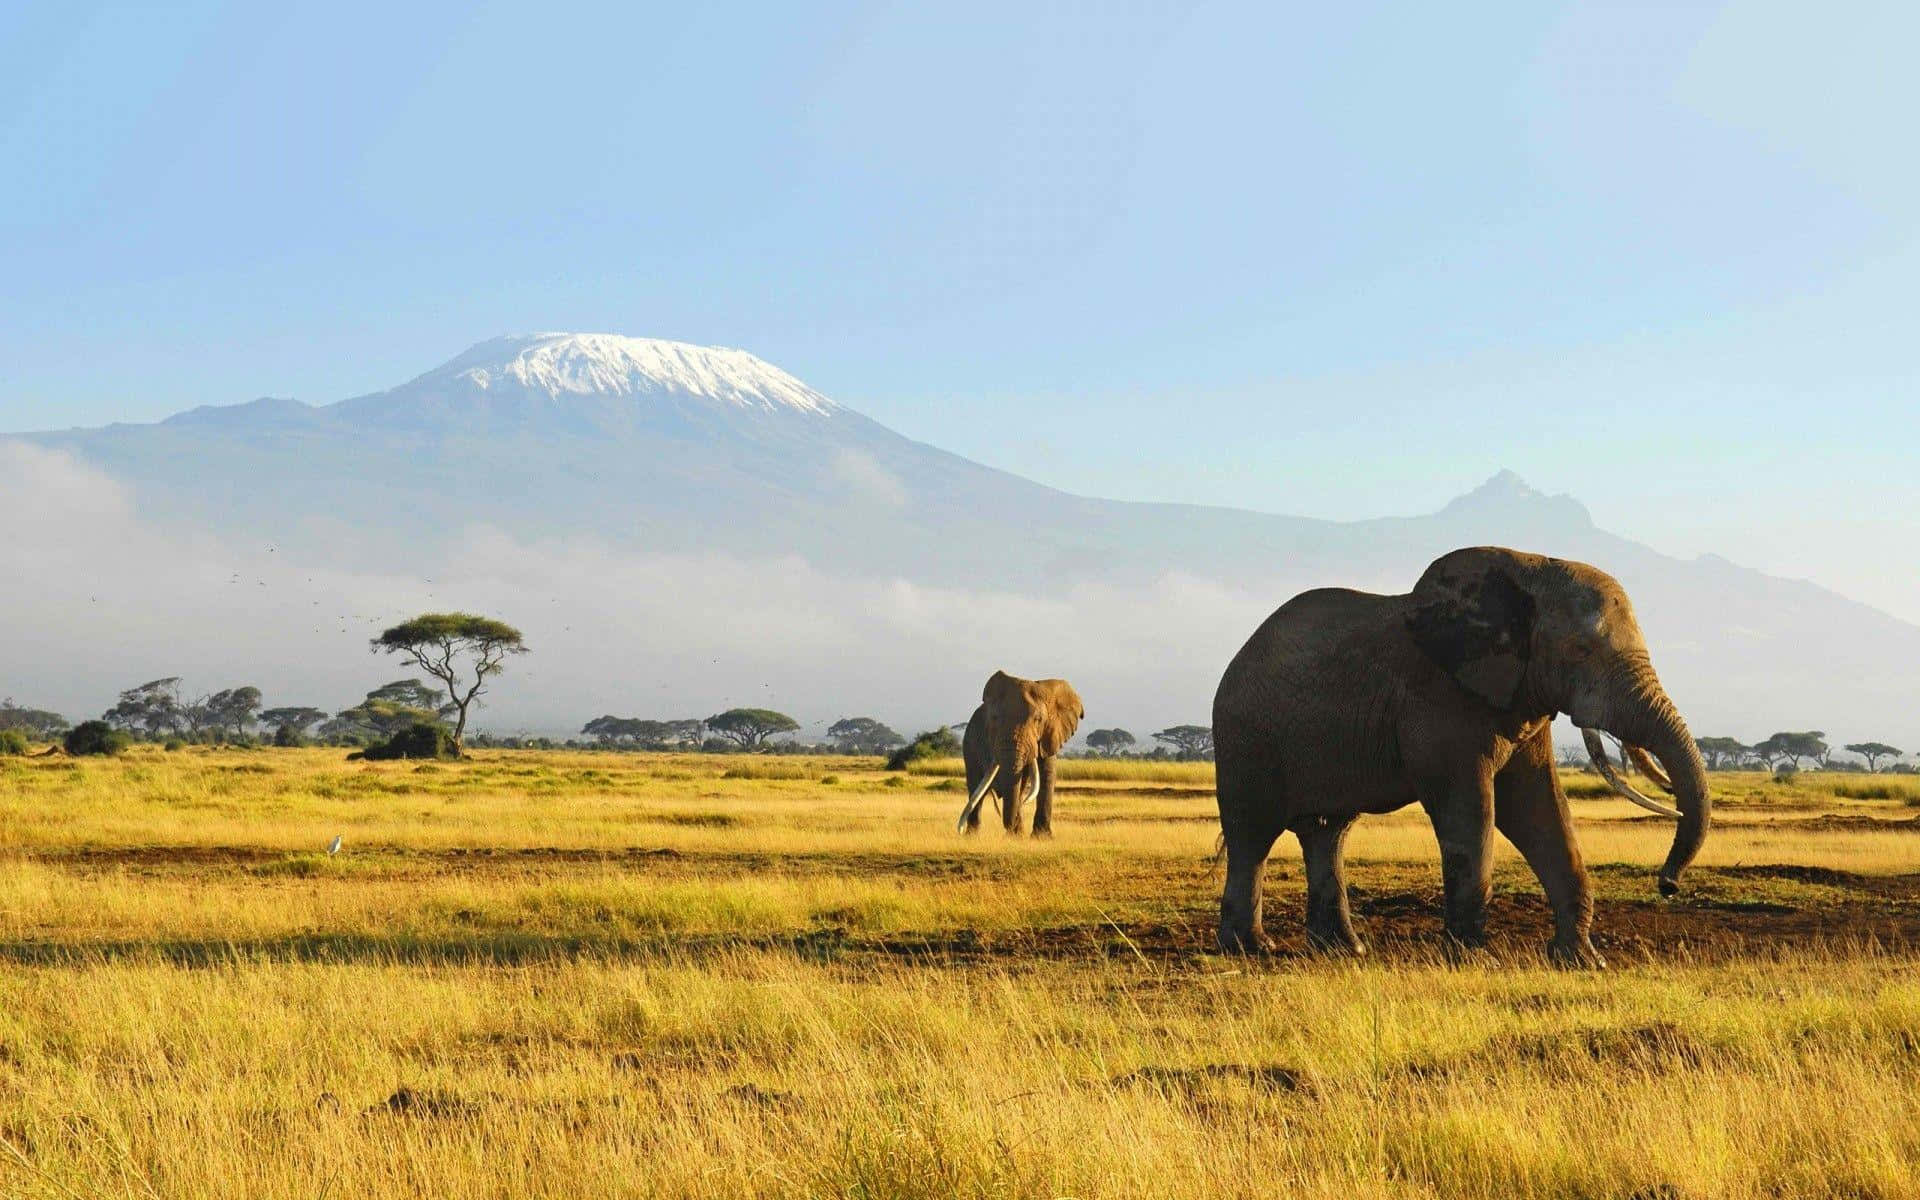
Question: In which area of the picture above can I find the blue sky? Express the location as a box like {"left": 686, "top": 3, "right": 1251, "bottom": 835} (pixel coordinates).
{"left": 3, "top": 1, "right": 1917, "bottom": 619}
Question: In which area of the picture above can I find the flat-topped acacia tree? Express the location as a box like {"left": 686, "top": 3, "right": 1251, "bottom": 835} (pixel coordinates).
{"left": 370, "top": 613, "right": 526, "bottom": 753}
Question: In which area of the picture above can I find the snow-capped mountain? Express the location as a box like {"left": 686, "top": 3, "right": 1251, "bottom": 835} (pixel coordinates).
{"left": 334, "top": 333, "right": 841, "bottom": 427}
{"left": 10, "top": 333, "right": 1920, "bottom": 743}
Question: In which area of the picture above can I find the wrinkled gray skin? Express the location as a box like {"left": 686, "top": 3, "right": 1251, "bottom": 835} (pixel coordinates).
{"left": 1212, "top": 547, "right": 1711, "bottom": 966}
{"left": 960, "top": 671, "right": 1085, "bottom": 836}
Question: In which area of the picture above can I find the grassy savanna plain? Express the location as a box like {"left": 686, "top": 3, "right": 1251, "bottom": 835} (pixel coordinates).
{"left": 2, "top": 749, "right": 1920, "bottom": 1197}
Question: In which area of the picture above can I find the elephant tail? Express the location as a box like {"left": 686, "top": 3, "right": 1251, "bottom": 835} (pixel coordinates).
{"left": 1205, "top": 831, "right": 1227, "bottom": 870}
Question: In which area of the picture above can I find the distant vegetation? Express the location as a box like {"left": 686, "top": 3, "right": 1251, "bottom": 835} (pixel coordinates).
{"left": 7, "top": 669, "right": 1914, "bottom": 774}
{"left": 64, "top": 720, "right": 130, "bottom": 756}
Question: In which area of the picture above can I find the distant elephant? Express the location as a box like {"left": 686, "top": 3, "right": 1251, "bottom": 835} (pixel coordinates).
{"left": 956, "top": 671, "right": 1085, "bottom": 836}
{"left": 1212, "top": 546, "right": 1709, "bottom": 966}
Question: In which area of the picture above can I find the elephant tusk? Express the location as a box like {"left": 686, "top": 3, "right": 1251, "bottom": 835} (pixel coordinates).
{"left": 1582, "top": 728, "right": 1683, "bottom": 819}
{"left": 1624, "top": 743, "right": 1677, "bottom": 795}
{"left": 958, "top": 763, "right": 1000, "bottom": 832}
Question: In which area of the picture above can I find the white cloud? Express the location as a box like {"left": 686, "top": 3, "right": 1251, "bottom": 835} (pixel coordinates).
{"left": 827, "top": 448, "right": 909, "bottom": 508}
{"left": 0, "top": 442, "right": 1258, "bottom": 739}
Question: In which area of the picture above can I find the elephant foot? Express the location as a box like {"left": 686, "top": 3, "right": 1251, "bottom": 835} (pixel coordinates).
{"left": 1440, "top": 929, "right": 1490, "bottom": 967}
{"left": 1546, "top": 936, "right": 1606, "bottom": 970}
{"left": 1029, "top": 825, "right": 1052, "bottom": 839}
{"left": 1305, "top": 926, "right": 1368, "bottom": 957}
{"left": 1215, "top": 925, "right": 1276, "bottom": 956}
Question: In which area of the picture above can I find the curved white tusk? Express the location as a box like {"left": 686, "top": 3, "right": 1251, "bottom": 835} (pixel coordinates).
{"left": 1623, "top": 743, "right": 1676, "bottom": 795}
{"left": 958, "top": 763, "right": 999, "bottom": 832}
{"left": 1581, "top": 728, "right": 1682, "bottom": 819}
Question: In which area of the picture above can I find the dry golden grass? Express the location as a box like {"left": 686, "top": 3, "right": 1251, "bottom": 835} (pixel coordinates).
{"left": 1, "top": 748, "right": 1918, "bottom": 1197}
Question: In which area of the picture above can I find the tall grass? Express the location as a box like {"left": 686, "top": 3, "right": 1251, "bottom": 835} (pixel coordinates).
{"left": 2, "top": 749, "right": 1919, "bottom": 1196}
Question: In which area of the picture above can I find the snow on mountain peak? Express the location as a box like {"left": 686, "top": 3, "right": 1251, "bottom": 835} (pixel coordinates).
{"left": 431, "top": 333, "right": 839, "bottom": 415}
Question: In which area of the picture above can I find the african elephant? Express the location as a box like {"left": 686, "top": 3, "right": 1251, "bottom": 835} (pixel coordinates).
{"left": 1212, "top": 546, "right": 1710, "bottom": 966}
{"left": 956, "top": 671, "right": 1085, "bottom": 836}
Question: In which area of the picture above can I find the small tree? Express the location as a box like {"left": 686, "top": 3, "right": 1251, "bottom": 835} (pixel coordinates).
{"left": 582, "top": 716, "right": 645, "bottom": 747}
{"left": 705, "top": 708, "right": 800, "bottom": 751}
{"left": 201, "top": 686, "right": 264, "bottom": 741}
{"left": 1085, "top": 728, "right": 1137, "bottom": 756}
{"left": 1152, "top": 725, "right": 1214, "bottom": 761}
{"left": 1695, "top": 737, "right": 1752, "bottom": 771}
{"left": 1753, "top": 731, "right": 1828, "bottom": 771}
{"left": 827, "top": 717, "right": 905, "bottom": 755}
{"left": 887, "top": 727, "right": 962, "bottom": 770}
{"left": 1845, "top": 742, "right": 1903, "bottom": 773}
{"left": 321, "top": 680, "right": 448, "bottom": 744}
{"left": 259, "top": 707, "right": 330, "bottom": 737}
{"left": 371, "top": 614, "right": 526, "bottom": 753}
{"left": 104, "top": 678, "right": 186, "bottom": 740}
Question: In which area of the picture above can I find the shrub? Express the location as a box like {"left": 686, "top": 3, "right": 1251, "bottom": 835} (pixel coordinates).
{"left": 64, "top": 720, "right": 130, "bottom": 757}
{"left": 887, "top": 727, "right": 962, "bottom": 771}
{"left": 1772, "top": 764, "right": 1799, "bottom": 784}
{"left": 272, "top": 724, "right": 306, "bottom": 748}
{"left": 0, "top": 729, "right": 30, "bottom": 756}
{"left": 163, "top": 739, "right": 186, "bottom": 752}
{"left": 360, "top": 722, "right": 458, "bottom": 761}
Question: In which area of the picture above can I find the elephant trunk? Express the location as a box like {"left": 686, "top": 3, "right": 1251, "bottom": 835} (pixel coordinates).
{"left": 1598, "top": 657, "right": 1712, "bottom": 896}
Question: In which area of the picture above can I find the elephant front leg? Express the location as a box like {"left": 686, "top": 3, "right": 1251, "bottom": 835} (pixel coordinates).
{"left": 1495, "top": 738, "right": 1602, "bottom": 968}
{"left": 1030, "top": 756, "right": 1056, "bottom": 837}
{"left": 1422, "top": 780, "right": 1494, "bottom": 951}
{"left": 1294, "top": 814, "right": 1364, "bottom": 955}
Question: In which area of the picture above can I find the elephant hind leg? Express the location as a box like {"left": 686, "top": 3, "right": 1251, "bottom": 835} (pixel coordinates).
{"left": 1294, "top": 813, "right": 1365, "bottom": 955}
{"left": 1215, "top": 761, "right": 1286, "bottom": 954}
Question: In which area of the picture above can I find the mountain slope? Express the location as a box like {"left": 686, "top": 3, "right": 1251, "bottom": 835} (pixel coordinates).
{"left": 10, "top": 333, "right": 1916, "bottom": 743}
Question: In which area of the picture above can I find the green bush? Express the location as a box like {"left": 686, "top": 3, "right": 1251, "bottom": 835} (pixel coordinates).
{"left": 360, "top": 722, "right": 457, "bottom": 761}
{"left": 886, "top": 727, "right": 962, "bottom": 771}
{"left": 0, "top": 729, "right": 30, "bottom": 756}
{"left": 64, "top": 720, "right": 131, "bottom": 757}
{"left": 164, "top": 739, "right": 186, "bottom": 751}
{"left": 272, "top": 724, "right": 306, "bottom": 748}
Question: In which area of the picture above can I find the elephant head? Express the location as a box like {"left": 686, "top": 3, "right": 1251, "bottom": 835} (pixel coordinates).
{"left": 956, "top": 671, "right": 1085, "bottom": 832}
{"left": 1406, "top": 547, "right": 1710, "bottom": 895}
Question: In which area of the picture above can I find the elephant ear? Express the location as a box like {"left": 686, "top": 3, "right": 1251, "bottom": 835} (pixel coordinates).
{"left": 1405, "top": 549, "right": 1537, "bottom": 709}
{"left": 1045, "top": 682, "right": 1084, "bottom": 750}
{"left": 982, "top": 670, "right": 1021, "bottom": 706}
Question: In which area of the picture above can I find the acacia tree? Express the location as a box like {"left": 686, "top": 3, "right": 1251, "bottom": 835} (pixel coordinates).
{"left": 1086, "top": 728, "right": 1136, "bottom": 756}
{"left": 1695, "top": 737, "right": 1752, "bottom": 771}
{"left": 582, "top": 717, "right": 705, "bottom": 749}
{"left": 706, "top": 708, "right": 800, "bottom": 751}
{"left": 1153, "top": 725, "right": 1214, "bottom": 761}
{"left": 827, "top": 717, "right": 904, "bottom": 754}
{"left": 1845, "top": 742, "right": 1904, "bottom": 772}
{"left": 320, "top": 680, "right": 449, "bottom": 744}
{"left": 1753, "top": 731, "right": 1827, "bottom": 771}
{"left": 371, "top": 613, "right": 526, "bottom": 753}
{"left": 200, "top": 686, "right": 263, "bottom": 740}
{"left": 260, "top": 706, "right": 329, "bottom": 737}
{"left": 104, "top": 678, "right": 186, "bottom": 740}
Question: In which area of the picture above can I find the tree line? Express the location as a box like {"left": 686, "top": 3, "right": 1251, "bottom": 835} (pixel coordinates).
{"left": 1694, "top": 732, "right": 1911, "bottom": 774}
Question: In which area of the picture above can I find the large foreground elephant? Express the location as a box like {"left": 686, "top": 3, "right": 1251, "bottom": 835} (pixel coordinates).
{"left": 956, "top": 671, "right": 1084, "bottom": 836}
{"left": 1212, "top": 546, "right": 1710, "bottom": 965}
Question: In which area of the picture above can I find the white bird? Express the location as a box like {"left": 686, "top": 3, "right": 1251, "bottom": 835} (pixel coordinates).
{"left": 327, "top": 835, "right": 343, "bottom": 856}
